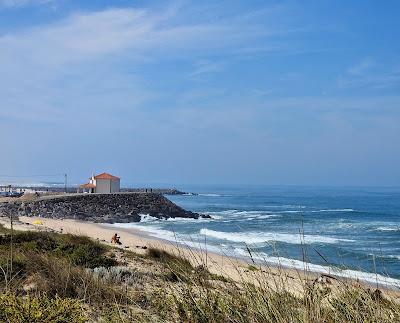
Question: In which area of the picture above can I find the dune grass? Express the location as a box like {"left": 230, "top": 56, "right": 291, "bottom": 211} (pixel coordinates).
{"left": 0, "top": 224, "right": 399, "bottom": 322}
{"left": 0, "top": 292, "right": 87, "bottom": 323}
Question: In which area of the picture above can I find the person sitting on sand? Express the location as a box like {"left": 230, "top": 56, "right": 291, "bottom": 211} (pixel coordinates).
{"left": 111, "top": 233, "right": 122, "bottom": 245}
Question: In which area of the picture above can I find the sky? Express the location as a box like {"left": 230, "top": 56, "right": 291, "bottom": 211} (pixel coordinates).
{"left": 0, "top": 0, "right": 399, "bottom": 187}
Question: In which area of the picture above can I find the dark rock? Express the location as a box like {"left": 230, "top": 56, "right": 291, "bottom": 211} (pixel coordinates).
{"left": 0, "top": 193, "right": 205, "bottom": 223}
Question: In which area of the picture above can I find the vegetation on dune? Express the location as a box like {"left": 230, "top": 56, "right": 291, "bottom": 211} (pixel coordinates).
{"left": 0, "top": 292, "right": 86, "bottom": 323}
{"left": 0, "top": 224, "right": 399, "bottom": 322}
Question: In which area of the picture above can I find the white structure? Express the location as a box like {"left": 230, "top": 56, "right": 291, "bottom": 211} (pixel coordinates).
{"left": 79, "top": 173, "right": 120, "bottom": 194}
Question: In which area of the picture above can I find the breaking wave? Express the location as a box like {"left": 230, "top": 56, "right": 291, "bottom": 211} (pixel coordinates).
{"left": 139, "top": 214, "right": 158, "bottom": 223}
{"left": 138, "top": 213, "right": 213, "bottom": 223}
{"left": 232, "top": 248, "right": 400, "bottom": 287}
{"left": 207, "top": 210, "right": 282, "bottom": 220}
{"left": 374, "top": 226, "right": 400, "bottom": 232}
{"left": 309, "top": 209, "right": 355, "bottom": 213}
{"left": 199, "top": 229, "right": 354, "bottom": 245}
{"left": 110, "top": 222, "right": 177, "bottom": 240}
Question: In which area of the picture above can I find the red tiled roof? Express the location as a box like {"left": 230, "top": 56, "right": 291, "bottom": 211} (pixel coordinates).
{"left": 94, "top": 172, "right": 120, "bottom": 180}
{"left": 80, "top": 183, "right": 96, "bottom": 188}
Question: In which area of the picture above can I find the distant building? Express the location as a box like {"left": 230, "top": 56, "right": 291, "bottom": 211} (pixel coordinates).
{"left": 79, "top": 173, "right": 120, "bottom": 194}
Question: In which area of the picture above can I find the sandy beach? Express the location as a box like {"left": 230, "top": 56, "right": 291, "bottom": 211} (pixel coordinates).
{"left": 0, "top": 215, "right": 325, "bottom": 295}
{"left": 11, "top": 217, "right": 304, "bottom": 282}
{"left": 0, "top": 215, "right": 398, "bottom": 301}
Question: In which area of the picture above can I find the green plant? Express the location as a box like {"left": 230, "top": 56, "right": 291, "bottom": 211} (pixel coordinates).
{"left": 247, "top": 265, "right": 259, "bottom": 272}
{"left": 2, "top": 225, "right": 400, "bottom": 322}
{"left": 0, "top": 292, "right": 86, "bottom": 323}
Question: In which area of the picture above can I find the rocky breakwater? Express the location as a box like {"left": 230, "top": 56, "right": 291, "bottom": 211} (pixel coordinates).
{"left": 0, "top": 193, "right": 207, "bottom": 223}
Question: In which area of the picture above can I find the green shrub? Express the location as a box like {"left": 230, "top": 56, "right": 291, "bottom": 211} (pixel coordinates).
{"left": 3, "top": 225, "right": 400, "bottom": 323}
{"left": 0, "top": 292, "right": 86, "bottom": 323}
{"left": 0, "top": 230, "right": 117, "bottom": 270}
{"left": 247, "top": 265, "right": 259, "bottom": 272}
{"left": 66, "top": 243, "right": 116, "bottom": 268}
{"left": 0, "top": 231, "right": 58, "bottom": 251}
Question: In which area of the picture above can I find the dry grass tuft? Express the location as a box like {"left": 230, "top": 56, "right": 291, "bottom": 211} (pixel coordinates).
{"left": 1, "top": 224, "right": 399, "bottom": 322}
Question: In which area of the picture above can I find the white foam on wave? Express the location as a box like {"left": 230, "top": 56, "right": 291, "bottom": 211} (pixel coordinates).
{"left": 335, "top": 222, "right": 358, "bottom": 229}
{"left": 198, "top": 193, "right": 221, "bottom": 197}
{"left": 208, "top": 208, "right": 355, "bottom": 218}
{"left": 138, "top": 213, "right": 213, "bottom": 223}
{"left": 374, "top": 226, "right": 400, "bottom": 232}
{"left": 234, "top": 211, "right": 260, "bottom": 215}
{"left": 263, "top": 205, "right": 306, "bottom": 209}
{"left": 207, "top": 210, "right": 255, "bottom": 218}
{"left": 199, "top": 229, "right": 354, "bottom": 245}
{"left": 375, "top": 254, "right": 400, "bottom": 261}
{"left": 110, "top": 222, "right": 228, "bottom": 255}
{"left": 110, "top": 222, "right": 177, "bottom": 240}
{"left": 207, "top": 210, "right": 281, "bottom": 220}
{"left": 232, "top": 248, "right": 400, "bottom": 287}
{"left": 167, "top": 217, "right": 213, "bottom": 223}
{"left": 108, "top": 222, "right": 398, "bottom": 287}
{"left": 139, "top": 214, "right": 159, "bottom": 222}
{"left": 310, "top": 209, "right": 355, "bottom": 213}
{"left": 256, "top": 214, "right": 282, "bottom": 219}
{"left": 209, "top": 215, "right": 223, "bottom": 220}
{"left": 278, "top": 210, "right": 303, "bottom": 214}
{"left": 207, "top": 209, "right": 238, "bottom": 216}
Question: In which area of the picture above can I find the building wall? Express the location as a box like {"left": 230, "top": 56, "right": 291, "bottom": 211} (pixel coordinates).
{"left": 95, "top": 179, "right": 111, "bottom": 193}
{"left": 94, "top": 178, "right": 120, "bottom": 193}
{"left": 111, "top": 179, "right": 120, "bottom": 193}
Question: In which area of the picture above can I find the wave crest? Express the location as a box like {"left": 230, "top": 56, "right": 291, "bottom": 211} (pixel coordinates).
{"left": 232, "top": 248, "right": 400, "bottom": 287}
{"left": 199, "top": 229, "right": 354, "bottom": 245}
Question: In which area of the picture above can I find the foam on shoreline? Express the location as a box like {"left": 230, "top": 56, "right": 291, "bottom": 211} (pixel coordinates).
{"left": 111, "top": 222, "right": 399, "bottom": 288}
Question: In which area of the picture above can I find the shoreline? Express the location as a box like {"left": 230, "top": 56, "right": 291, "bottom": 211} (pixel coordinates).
{"left": 1, "top": 216, "right": 399, "bottom": 294}
{"left": 108, "top": 221, "right": 400, "bottom": 291}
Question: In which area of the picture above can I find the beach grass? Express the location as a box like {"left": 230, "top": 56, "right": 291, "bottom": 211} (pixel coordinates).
{"left": 0, "top": 224, "right": 399, "bottom": 322}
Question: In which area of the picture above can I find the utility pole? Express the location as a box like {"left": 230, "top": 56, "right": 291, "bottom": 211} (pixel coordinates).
{"left": 64, "top": 173, "right": 67, "bottom": 193}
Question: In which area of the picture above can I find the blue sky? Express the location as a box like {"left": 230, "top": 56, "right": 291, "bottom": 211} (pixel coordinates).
{"left": 0, "top": 0, "right": 399, "bottom": 186}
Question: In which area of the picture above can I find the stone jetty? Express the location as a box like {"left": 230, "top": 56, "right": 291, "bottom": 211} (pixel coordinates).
{"left": 0, "top": 193, "right": 205, "bottom": 223}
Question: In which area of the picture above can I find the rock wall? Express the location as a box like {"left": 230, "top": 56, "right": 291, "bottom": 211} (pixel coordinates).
{"left": 0, "top": 193, "right": 202, "bottom": 223}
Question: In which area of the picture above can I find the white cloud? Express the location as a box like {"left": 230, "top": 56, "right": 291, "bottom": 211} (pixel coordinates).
{"left": 338, "top": 72, "right": 400, "bottom": 89}
{"left": 0, "top": 6, "right": 274, "bottom": 67}
{"left": 347, "top": 57, "right": 374, "bottom": 75}
{"left": 190, "top": 59, "right": 225, "bottom": 77}
{"left": 0, "top": 5, "right": 283, "bottom": 125}
{"left": 337, "top": 58, "right": 400, "bottom": 90}
{"left": 0, "top": 0, "right": 55, "bottom": 8}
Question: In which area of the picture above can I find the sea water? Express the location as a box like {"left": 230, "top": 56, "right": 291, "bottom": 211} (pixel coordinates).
{"left": 113, "top": 186, "right": 400, "bottom": 287}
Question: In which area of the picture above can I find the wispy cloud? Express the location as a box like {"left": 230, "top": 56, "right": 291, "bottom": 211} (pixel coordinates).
{"left": 0, "top": 4, "right": 292, "bottom": 126}
{"left": 0, "top": 0, "right": 55, "bottom": 8}
{"left": 190, "top": 59, "right": 225, "bottom": 77}
{"left": 338, "top": 58, "right": 400, "bottom": 90}
{"left": 338, "top": 72, "right": 400, "bottom": 89}
{"left": 0, "top": 1, "right": 314, "bottom": 72}
{"left": 347, "top": 57, "right": 374, "bottom": 75}
{"left": 0, "top": 5, "right": 286, "bottom": 66}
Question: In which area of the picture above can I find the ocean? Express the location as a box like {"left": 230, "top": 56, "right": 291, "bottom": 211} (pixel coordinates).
{"left": 113, "top": 185, "right": 399, "bottom": 287}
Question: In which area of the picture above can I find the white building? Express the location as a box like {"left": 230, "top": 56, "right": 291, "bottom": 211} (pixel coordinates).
{"left": 79, "top": 172, "right": 120, "bottom": 194}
